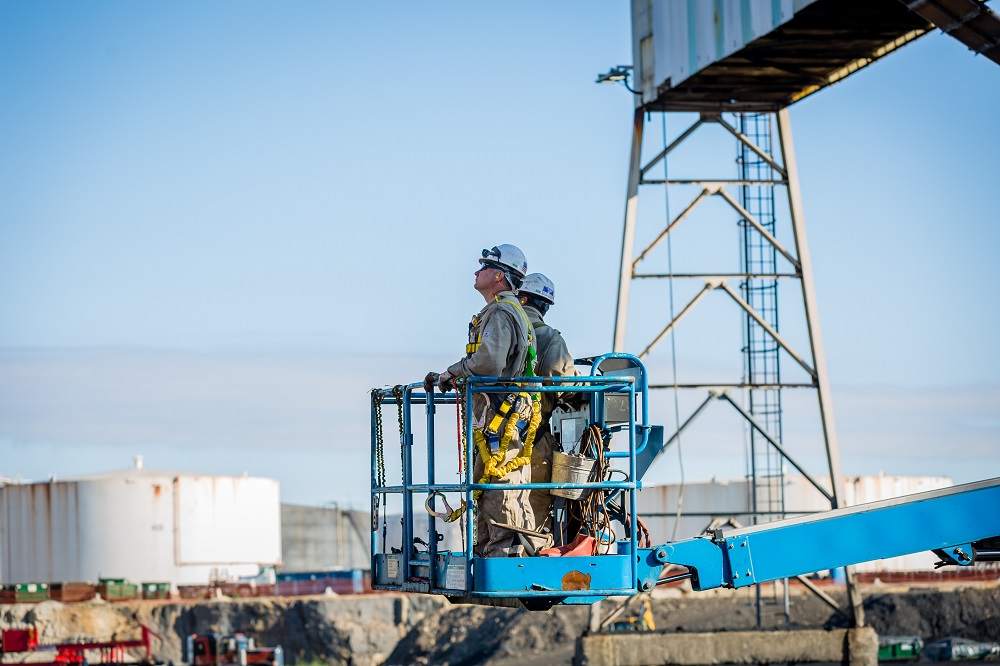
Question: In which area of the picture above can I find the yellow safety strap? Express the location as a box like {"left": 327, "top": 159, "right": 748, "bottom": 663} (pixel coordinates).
{"left": 486, "top": 393, "right": 518, "bottom": 434}
{"left": 496, "top": 296, "right": 534, "bottom": 347}
{"left": 473, "top": 393, "right": 542, "bottom": 501}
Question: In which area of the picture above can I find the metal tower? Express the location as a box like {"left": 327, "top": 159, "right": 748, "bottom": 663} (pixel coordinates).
{"left": 611, "top": 105, "right": 864, "bottom": 626}
{"left": 609, "top": 0, "right": 1000, "bottom": 627}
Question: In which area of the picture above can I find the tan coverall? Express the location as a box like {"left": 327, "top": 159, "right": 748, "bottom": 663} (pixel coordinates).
{"left": 446, "top": 291, "right": 536, "bottom": 557}
{"left": 522, "top": 304, "right": 577, "bottom": 527}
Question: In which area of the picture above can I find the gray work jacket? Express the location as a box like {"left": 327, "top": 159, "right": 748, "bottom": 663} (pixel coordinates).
{"left": 447, "top": 291, "right": 534, "bottom": 381}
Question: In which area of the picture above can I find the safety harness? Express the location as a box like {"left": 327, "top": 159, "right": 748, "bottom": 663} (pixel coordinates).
{"left": 433, "top": 295, "right": 543, "bottom": 522}
{"left": 482, "top": 298, "right": 534, "bottom": 440}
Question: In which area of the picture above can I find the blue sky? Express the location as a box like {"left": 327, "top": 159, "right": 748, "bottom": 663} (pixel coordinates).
{"left": 1, "top": 2, "right": 998, "bottom": 507}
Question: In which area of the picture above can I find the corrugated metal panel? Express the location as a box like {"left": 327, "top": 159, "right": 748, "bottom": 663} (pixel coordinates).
{"left": 631, "top": 0, "right": 932, "bottom": 110}
{"left": 0, "top": 482, "right": 81, "bottom": 583}
{"left": 652, "top": 0, "right": 799, "bottom": 95}
{"left": 634, "top": 0, "right": 810, "bottom": 105}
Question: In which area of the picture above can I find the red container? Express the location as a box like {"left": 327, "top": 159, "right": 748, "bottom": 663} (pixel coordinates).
{"left": 1, "top": 628, "right": 38, "bottom": 653}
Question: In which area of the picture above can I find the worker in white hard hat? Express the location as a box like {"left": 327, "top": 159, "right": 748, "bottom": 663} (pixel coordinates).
{"left": 424, "top": 244, "right": 538, "bottom": 557}
{"left": 517, "top": 273, "right": 578, "bottom": 529}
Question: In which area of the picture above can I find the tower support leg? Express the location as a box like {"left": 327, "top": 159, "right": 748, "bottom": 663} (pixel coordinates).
{"left": 613, "top": 108, "right": 644, "bottom": 351}
{"left": 776, "top": 108, "right": 864, "bottom": 627}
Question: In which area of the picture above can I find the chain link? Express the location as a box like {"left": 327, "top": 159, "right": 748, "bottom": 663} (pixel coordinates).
{"left": 390, "top": 385, "right": 410, "bottom": 555}
{"left": 372, "top": 389, "right": 386, "bottom": 487}
{"left": 456, "top": 379, "right": 468, "bottom": 473}
{"left": 455, "top": 378, "right": 472, "bottom": 552}
{"left": 391, "top": 385, "right": 405, "bottom": 473}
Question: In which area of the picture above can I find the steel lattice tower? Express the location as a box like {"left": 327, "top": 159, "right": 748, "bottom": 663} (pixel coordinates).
{"left": 605, "top": 0, "right": 1000, "bottom": 627}
{"left": 612, "top": 107, "right": 865, "bottom": 626}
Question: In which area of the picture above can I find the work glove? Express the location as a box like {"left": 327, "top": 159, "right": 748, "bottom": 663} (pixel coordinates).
{"left": 437, "top": 371, "right": 455, "bottom": 393}
{"left": 423, "top": 372, "right": 440, "bottom": 393}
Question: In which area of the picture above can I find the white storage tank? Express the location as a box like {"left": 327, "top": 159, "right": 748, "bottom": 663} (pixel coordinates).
{"left": 637, "top": 474, "right": 953, "bottom": 573}
{"left": 0, "top": 461, "right": 281, "bottom": 585}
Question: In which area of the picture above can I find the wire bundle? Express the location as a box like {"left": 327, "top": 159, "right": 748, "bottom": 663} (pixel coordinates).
{"left": 562, "top": 425, "right": 616, "bottom": 555}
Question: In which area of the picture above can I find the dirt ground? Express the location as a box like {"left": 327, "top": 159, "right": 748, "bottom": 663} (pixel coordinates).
{"left": 1, "top": 582, "right": 997, "bottom": 666}
{"left": 384, "top": 582, "right": 1000, "bottom": 666}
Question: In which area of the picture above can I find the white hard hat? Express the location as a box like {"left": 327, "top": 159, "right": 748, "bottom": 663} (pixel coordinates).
{"left": 479, "top": 244, "right": 528, "bottom": 280}
{"left": 520, "top": 273, "right": 555, "bottom": 305}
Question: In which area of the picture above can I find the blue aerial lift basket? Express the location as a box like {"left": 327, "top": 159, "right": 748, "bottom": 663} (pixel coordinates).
{"left": 370, "top": 353, "right": 1000, "bottom": 610}
{"left": 370, "top": 353, "right": 664, "bottom": 608}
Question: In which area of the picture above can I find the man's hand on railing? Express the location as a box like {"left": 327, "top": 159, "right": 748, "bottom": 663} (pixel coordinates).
{"left": 423, "top": 372, "right": 440, "bottom": 393}
{"left": 437, "top": 371, "right": 455, "bottom": 393}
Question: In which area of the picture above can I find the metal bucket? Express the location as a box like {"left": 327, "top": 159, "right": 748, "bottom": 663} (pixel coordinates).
{"left": 549, "top": 451, "right": 596, "bottom": 500}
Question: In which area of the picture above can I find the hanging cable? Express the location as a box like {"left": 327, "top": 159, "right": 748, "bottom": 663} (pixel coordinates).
{"left": 577, "top": 424, "right": 616, "bottom": 554}
{"left": 662, "top": 113, "right": 686, "bottom": 541}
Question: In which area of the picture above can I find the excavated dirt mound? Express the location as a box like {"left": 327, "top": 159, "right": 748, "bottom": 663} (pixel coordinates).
{"left": 385, "top": 603, "right": 589, "bottom": 666}
{"left": 827, "top": 586, "right": 1000, "bottom": 642}
{"left": 385, "top": 584, "right": 1000, "bottom": 666}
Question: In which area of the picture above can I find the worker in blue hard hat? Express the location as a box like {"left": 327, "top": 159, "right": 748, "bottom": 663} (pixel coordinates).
{"left": 518, "top": 272, "right": 578, "bottom": 530}
{"left": 424, "top": 244, "right": 538, "bottom": 557}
